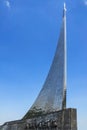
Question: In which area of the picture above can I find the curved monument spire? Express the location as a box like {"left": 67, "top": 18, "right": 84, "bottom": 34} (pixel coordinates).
{"left": 23, "top": 3, "right": 67, "bottom": 119}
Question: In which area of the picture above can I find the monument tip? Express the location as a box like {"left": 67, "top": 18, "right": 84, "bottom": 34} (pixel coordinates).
{"left": 63, "top": 3, "right": 66, "bottom": 18}
{"left": 64, "top": 3, "right": 67, "bottom": 12}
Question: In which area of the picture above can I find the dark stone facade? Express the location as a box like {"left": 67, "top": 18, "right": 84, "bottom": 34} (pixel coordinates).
{"left": 0, "top": 108, "right": 77, "bottom": 130}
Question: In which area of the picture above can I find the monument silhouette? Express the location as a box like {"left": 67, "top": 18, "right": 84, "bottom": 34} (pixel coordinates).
{"left": 0, "top": 3, "right": 77, "bottom": 130}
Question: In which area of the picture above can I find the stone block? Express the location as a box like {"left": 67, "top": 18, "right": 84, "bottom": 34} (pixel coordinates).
{"left": 0, "top": 108, "right": 77, "bottom": 130}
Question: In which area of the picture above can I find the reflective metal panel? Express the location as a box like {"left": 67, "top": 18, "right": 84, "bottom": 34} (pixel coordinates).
{"left": 23, "top": 5, "right": 67, "bottom": 119}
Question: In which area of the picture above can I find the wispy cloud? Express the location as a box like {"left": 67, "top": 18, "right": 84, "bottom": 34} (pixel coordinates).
{"left": 4, "top": 0, "right": 11, "bottom": 8}
{"left": 84, "top": 0, "right": 87, "bottom": 6}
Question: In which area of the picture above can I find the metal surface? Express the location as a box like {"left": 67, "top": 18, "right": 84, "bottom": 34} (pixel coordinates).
{"left": 23, "top": 4, "right": 67, "bottom": 119}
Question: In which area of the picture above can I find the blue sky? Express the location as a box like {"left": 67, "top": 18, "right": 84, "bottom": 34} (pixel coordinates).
{"left": 0, "top": 0, "right": 87, "bottom": 129}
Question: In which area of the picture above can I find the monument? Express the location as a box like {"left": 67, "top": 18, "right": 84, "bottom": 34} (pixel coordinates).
{"left": 0, "top": 3, "right": 77, "bottom": 130}
{"left": 23, "top": 3, "right": 67, "bottom": 119}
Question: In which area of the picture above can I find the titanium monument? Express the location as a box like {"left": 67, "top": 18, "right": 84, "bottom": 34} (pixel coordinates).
{"left": 0, "top": 3, "right": 77, "bottom": 130}
{"left": 23, "top": 3, "right": 67, "bottom": 119}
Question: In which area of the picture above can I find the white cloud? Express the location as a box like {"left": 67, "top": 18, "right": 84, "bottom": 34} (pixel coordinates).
{"left": 5, "top": 0, "right": 11, "bottom": 8}
{"left": 84, "top": 0, "right": 87, "bottom": 6}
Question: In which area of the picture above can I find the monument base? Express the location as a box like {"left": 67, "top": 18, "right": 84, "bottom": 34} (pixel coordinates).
{"left": 0, "top": 108, "right": 77, "bottom": 130}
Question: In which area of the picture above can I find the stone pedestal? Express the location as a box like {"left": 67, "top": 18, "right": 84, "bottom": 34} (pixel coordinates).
{"left": 0, "top": 108, "right": 77, "bottom": 130}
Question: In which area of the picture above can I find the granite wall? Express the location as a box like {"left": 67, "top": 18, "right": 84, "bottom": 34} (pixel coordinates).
{"left": 0, "top": 108, "right": 77, "bottom": 130}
